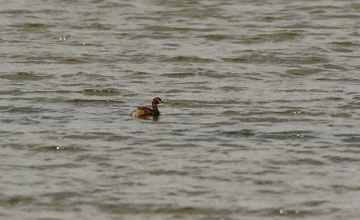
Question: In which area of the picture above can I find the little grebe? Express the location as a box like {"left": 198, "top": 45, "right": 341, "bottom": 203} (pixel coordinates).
{"left": 130, "top": 97, "right": 163, "bottom": 117}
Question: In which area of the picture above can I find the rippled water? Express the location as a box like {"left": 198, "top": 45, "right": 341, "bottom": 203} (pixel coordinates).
{"left": 1, "top": 0, "right": 360, "bottom": 219}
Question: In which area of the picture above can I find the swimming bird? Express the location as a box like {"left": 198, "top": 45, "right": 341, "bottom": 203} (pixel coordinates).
{"left": 130, "top": 97, "right": 163, "bottom": 117}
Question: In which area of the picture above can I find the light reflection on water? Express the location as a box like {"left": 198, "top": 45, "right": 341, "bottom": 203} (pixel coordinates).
{"left": 1, "top": 0, "right": 360, "bottom": 219}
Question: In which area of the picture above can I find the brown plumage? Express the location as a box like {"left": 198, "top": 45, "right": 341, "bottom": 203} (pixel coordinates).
{"left": 130, "top": 97, "right": 163, "bottom": 117}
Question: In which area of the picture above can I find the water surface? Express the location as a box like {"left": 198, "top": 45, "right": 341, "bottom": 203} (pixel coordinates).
{"left": 1, "top": 0, "right": 360, "bottom": 219}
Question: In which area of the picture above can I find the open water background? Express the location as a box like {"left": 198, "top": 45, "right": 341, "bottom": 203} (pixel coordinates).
{"left": 0, "top": 0, "right": 359, "bottom": 219}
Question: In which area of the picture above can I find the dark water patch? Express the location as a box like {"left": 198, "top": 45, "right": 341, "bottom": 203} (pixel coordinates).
{"left": 253, "top": 179, "right": 283, "bottom": 185}
{"left": 220, "top": 86, "right": 244, "bottom": 91}
{"left": 178, "top": 189, "right": 210, "bottom": 196}
{"left": 287, "top": 149, "right": 319, "bottom": 155}
{"left": 98, "top": 2, "right": 135, "bottom": 8}
{"left": 127, "top": 71, "right": 151, "bottom": 78}
{"left": 322, "top": 64, "right": 348, "bottom": 70}
{"left": 350, "top": 3, "right": 360, "bottom": 8}
{"left": 256, "top": 189, "right": 282, "bottom": 195}
{"left": 156, "top": 0, "right": 200, "bottom": 7}
{"left": 275, "top": 88, "right": 309, "bottom": 93}
{"left": 7, "top": 106, "right": 47, "bottom": 114}
{"left": 2, "top": 143, "right": 27, "bottom": 151}
{"left": 245, "top": 75, "right": 263, "bottom": 80}
{"left": 107, "top": 135, "right": 131, "bottom": 142}
{"left": 328, "top": 42, "right": 360, "bottom": 53}
{"left": 324, "top": 156, "right": 360, "bottom": 163}
{"left": 41, "top": 191, "right": 83, "bottom": 202}
{"left": 353, "top": 95, "right": 360, "bottom": 100}
{"left": 8, "top": 23, "right": 55, "bottom": 29}
{"left": 90, "top": 132, "right": 115, "bottom": 136}
{"left": 198, "top": 70, "right": 241, "bottom": 79}
{"left": 298, "top": 5, "right": 342, "bottom": 11}
{"left": 161, "top": 72, "right": 196, "bottom": 78}
{"left": 291, "top": 56, "right": 329, "bottom": 64}
{"left": 290, "top": 158, "right": 326, "bottom": 166}
{"left": 301, "top": 200, "right": 330, "bottom": 207}
{"left": 0, "top": 90, "right": 24, "bottom": 95}
{"left": 343, "top": 144, "right": 360, "bottom": 151}
{"left": 0, "top": 196, "right": 35, "bottom": 207}
{"left": 341, "top": 136, "right": 360, "bottom": 143}
{"left": 330, "top": 113, "right": 351, "bottom": 118}
{"left": 131, "top": 151, "right": 153, "bottom": 156}
{"left": 222, "top": 55, "right": 279, "bottom": 64}
{"left": 199, "top": 34, "right": 231, "bottom": 41}
{"left": 161, "top": 56, "right": 215, "bottom": 63}
{"left": 331, "top": 184, "right": 360, "bottom": 192}
{"left": 157, "top": 143, "right": 200, "bottom": 148}
{"left": 166, "top": 89, "right": 186, "bottom": 93}
{"left": 148, "top": 169, "right": 188, "bottom": 176}
{"left": 101, "top": 203, "right": 235, "bottom": 215}
{"left": 315, "top": 77, "right": 360, "bottom": 82}
{"left": 131, "top": 33, "right": 171, "bottom": 40}
{"left": 322, "top": 14, "right": 360, "bottom": 19}
{"left": 219, "top": 129, "right": 256, "bottom": 138}
{"left": 29, "top": 163, "right": 82, "bottom": 170}
{"left": 326, "top": 96, "right": 343, "bottom": 101}
{"left": 241, "top": 32, "right": 303, "bottom": 44}
{"left": 162, "top": 43, "right": 180, "bottom": 47}
{"left": 260, "top": 14, "right": 294, "bottom": 22}
{"left": 63, "top": 134, "right": 104, "bottom": 140}
{"left": 341, "top": 101, "right": 360, "bottom": 109}
{"left": 253, "top": 168, "right": 286, "bottom": 175}
{"left": 0, "top": 118, "right": 16, "bottom": 124}
{"left": 59, "top": 57, "right": 90, "bottom": 64}
{"left": 0, "top": 9, "right": 33, "bottom": 14}
{"left": 223, "top": 54, "right": 327, "bottom": 65}
{"left": 147, "top": 25, "right": 215, "bottom": 32}
{"left": 169, "top": 100, "right": 207, "bottom": 108}
{"left": 329, "top": 48, "right": 353, "bottom": 53}
{"left": 79, "top": 23, "right": 112, "bottom": 30}
{"left": 286, "top": 68, "right": 324, "bottom": 75}
{"left": 17, "top": 55, "right": 115, "bottom": 65}
{"left": 1, "top": 72, "right": 51, "bottom": 80}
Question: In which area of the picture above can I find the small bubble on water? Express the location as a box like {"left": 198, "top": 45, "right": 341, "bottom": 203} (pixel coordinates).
{"left": 56, "top": 146, "right": 65, "bottom": 150}
{"left": 56, "top": 36, "right": 67, "bottom": 40}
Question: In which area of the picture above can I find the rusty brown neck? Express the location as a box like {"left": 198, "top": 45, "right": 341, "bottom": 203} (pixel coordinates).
{"left": 152, "top": 102, "right": 158, "bottom": 111}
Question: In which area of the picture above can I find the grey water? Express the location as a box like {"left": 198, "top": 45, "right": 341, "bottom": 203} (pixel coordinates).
{"left": 1, "top": 0, "right": 360, "bottom": 219}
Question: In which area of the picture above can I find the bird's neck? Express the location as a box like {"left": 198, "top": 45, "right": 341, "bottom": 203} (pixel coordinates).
{"left": 152, "top": 103, "right": 158, "bottom": 111}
